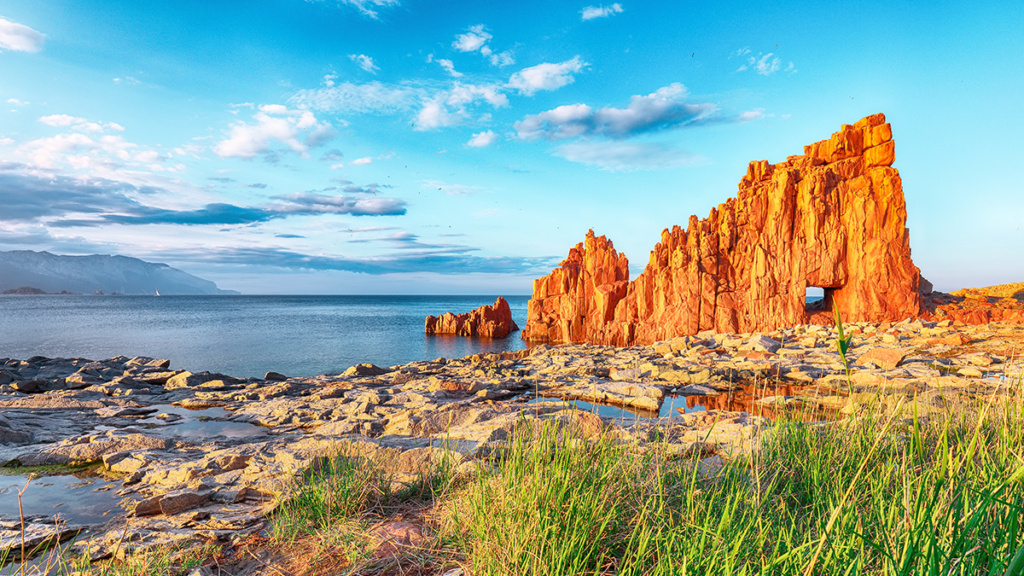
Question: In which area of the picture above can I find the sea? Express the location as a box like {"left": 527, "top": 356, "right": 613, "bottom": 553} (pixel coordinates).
{"left": 0, "top": 295, "right": 531, "bottom": 378}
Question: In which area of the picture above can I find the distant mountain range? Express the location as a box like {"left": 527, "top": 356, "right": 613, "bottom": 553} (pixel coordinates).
{"left": 0, "top": 250, "right": 238, "bottom": 295}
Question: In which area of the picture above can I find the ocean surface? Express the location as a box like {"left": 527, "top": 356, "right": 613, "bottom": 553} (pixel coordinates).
{"left": 0, "top": 295, "right": 531, "bottom": 378}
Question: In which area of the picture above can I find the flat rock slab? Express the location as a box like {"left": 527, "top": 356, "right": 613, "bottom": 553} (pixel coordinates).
{"left": 543, "top": 380, "right": 665, "bottom": 412}
{"left": 857, "top": 347, "right": 907, "bottom": 370}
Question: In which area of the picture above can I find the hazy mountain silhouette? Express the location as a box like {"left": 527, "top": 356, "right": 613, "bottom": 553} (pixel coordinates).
{"left": 0, "top": 251, "right": 238, "bottom": 295}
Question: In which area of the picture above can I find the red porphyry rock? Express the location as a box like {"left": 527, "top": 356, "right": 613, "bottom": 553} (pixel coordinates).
{"left": 923, "top": 289, "right": 1024, "bottom": 325}
{"left": 520, "top": 230, "right": 630, "bottom": 343}
{"left": 425, "top": 297, "right": 520, "bottom": 338}
{"left": 524, "top": 114, "right": 926, "bottom": 345}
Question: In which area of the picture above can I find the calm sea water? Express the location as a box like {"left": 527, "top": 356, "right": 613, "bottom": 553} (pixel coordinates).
{"left": 0, "top": 295, "right": 530, "bottom": 378}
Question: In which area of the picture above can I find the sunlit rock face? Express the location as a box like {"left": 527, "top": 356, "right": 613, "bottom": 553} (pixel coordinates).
{"left": 524, "top": 113, "right": 924, "bottom": 345}
{"left": 425, "top": 297, "right": 520, "bottom": 338}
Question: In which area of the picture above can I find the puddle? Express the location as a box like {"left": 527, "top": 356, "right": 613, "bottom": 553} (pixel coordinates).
{"left": 528, "top": 383, "right": 845, "bottom": 423}
{"left": 126, "top": 404, "right": 268, "bottom": 440}
{"left": 0, "top": 472, "right": 123, "bottom": 526}
{"left": 682, "top": 384, "right": 844, "bottom": 421}
{"left": 527, "top": 395, "right": 706, "bottom": 423}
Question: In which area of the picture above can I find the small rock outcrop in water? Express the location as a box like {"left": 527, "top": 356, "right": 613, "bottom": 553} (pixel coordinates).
{"left": 523, "top": 113, "right": 925, "bottom": 345}
{"left": 425, "top": 297, "right": 520, "bottom": 338}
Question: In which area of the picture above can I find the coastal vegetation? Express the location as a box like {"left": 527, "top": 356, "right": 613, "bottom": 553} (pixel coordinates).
{"left": 8, "top": 387, "right": 1024, "bottom": 575}
{"left": 3, "top": 307, "right": 1023, "bottom": 575}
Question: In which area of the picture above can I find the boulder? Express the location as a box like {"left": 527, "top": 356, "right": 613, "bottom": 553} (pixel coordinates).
{"left": 523, "top": 114, "right": 925, "bottom": 345}
{"left": 425, "top": 297, "right": 520, "bottom": 338}
{"left": 342, "top": 363, "right": 390, "bottom": 377}
{"left": 857, "top": 347, "right": 906, "bottom": 370}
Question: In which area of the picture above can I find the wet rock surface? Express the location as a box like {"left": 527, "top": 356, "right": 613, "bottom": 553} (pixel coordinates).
{"left": 1, "top": 319, "right": 1023, "bottom": 562}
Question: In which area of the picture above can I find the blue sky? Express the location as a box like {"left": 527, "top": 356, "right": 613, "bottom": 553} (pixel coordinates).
{"left": 0, "top": 0, "right": 1021, "bottom": 294}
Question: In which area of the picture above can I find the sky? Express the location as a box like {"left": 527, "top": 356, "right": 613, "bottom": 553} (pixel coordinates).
{"left": 0, "top": 0, "right": 1021, "bottom": 295}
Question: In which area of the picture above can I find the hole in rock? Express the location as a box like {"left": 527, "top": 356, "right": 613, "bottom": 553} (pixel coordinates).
{"left": 805, "top": 286, "right": 829, "bottom": 313}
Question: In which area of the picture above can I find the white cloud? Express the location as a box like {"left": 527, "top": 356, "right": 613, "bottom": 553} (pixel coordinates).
{"left": 554, "top": 141, "right": 700, "bottom": 171}
{"left": 754, "top": 53, "right": 780, "bottom": 75}
{"left": 515, "top": 83, "right": 716, "bottom": 140}
{"left": 515, "top": 104, "right": 593, "bottom": 140}
{"left": 306, "top": 0, "right": 399, "bottom": 19}
{"left": 289, "top": 81, "right": 422, "bottom": 115}
{"left": 447, "top": 83, "right": 508, "bottom": 108}
{"left": 349, "top": 53, "right": 379, "bottom": 74}
{"left": 507, "top": 57, "right": 587, "bottom": 96}
{"left": 467, "top": 130, "right": 498, "bottom": 147}
{"left": 415, "top": 98, "right": 458, "bottom": 130}
{"left": 352, "top": 157, "right": 372, "bottom": 165}
{"left": 483, "top": 47, "right": 515, "bottom": 67}
{"left": 38, "top": 114, "right": 80, "bottom": 127}
{"left": 0, "top": 17, "right": 45, "bottom": 53}
{"left": 113, "top": 76, "right": 141, "bottom": 85}
{"left": 736, "top": 51, "right": 794, "bottom": 76}
{"left": 17, "top": 132, "right": 171, "bottom": 174}
{"left": 738, "top": 108, "right": 765, "bottom": 122}
{"left": 581, "top": 3, "right": 623, "bottom": 20}
{"left": 39, "top": 114, "right": 125, "bottom": 133}
{"left": 451, "top": 24, "right": 514, "bottom": 67}
{"left": 323, "top": 74, "right": 337, "bottom": 87}
{"left": 427, "top": 54, "right": 464, "bottom": 77}
{"left": 452, "top": 24, "right": 492, "bottom": 52}
{"left": 214, "top": 104, "right": 336, "bottom": 160}
{"left": 6, "top": 98, "right": 28, "bottom": 106}
{"left": 436, "top": 58, "right": 462, "bottom": 77}
{"left": 414, "top": 83, "right": 508, "bottom": 130}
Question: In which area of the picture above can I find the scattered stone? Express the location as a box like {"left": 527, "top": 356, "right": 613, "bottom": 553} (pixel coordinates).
{"left": 857, "top": 347, "right": 907, "bottom": 370}
{"left": 343, "top": 363, "right": 390, "bottom": 377}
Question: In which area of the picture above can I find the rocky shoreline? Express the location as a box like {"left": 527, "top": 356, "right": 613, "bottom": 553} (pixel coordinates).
{"left": 2, "top": 319, "right": 1023, "bottom": 568}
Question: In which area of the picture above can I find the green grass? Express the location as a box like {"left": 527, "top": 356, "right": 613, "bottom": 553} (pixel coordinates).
{"left": 269, "top": 448, "right": 456, "bottom": 543}
{"left": 0, "top": 462, "right": 101, "bottom": 477}
{"left": 270, "top": 454, "right": 390, "bottom": 542}
{"left": 7, "top": 392, "right": 1024, "bottom": 575}
{"left": 2, "top": 537, "right": 220, "bottom": 576}
{"left": 444, "top": 397, "right": 1024, "bottom": 576}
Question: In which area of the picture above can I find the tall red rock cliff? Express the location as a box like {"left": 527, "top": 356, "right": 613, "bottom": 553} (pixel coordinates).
{"left": 520, "top": 231, "right": 630, "bottom": 342}
{"left": 523, "top": 113, "right": 925, "bottom": 345}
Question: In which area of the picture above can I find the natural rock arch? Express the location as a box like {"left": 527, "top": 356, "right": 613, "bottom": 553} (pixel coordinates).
{"left": 522, "top": 113, "right": 924, "bottom": 345}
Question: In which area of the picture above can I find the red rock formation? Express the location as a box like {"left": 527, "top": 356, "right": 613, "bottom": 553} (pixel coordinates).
{"left": 524, "top": 113, "right": 926, "bottom": 345}
{"left": 425, "top": 297, "right": 520, "bottom": 338}
{"left": 924, "top": 290, "right": 1024, "bottom": 324}
{"left": 520, "top": 231, "right": 629, "bottom": 342}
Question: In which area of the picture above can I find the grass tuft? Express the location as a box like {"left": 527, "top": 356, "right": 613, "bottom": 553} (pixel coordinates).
{"left": 442, "top": 401, "right": 1024, "bottom": 576}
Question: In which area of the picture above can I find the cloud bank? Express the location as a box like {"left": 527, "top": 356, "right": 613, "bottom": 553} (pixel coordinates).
{"left": 515, "top": 83, "right": 716, "bottom": 140}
